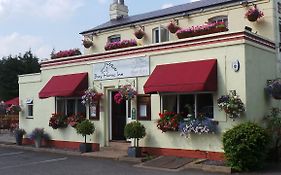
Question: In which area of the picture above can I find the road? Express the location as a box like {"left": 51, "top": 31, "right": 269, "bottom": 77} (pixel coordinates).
{"left": 0, "top": 147, "right": 223, "bottom": 175}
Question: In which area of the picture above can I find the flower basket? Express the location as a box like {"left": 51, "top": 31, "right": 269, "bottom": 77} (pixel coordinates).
{"left": 104, "top": 39, "right": 138, "bottom": 51}
{"left": 217, "top": 91, "right": 245, "bottom": 120}
{"left": 67, "top": 114, "right": 86, "bottom": 128}
{"left": 51, "top": 48, "right": 81, "bottom": 59}
{"left": 49, "top": 113, "right": 68, "bottom": 129}
{"left": 81, "top": 88, "right": 103, "bottom": 106}
{"left": 265, "top": 79, "right": 281, "bottom": 100}
{"left": 167, "top": 21, "right": 181, "bottom": 34}
{"left": 114, "top": 84, "right": 137, "bottom": 104}
{"left": 82, "top": 39, "right": 93, "bottom": 48}
{"left": 179, "top": 114, "right": 217, "bottom": 139}
{"left": 134, "top": 29, "right": 145, "bottom": 39}
{"left": 245, "top": 5, "right": 264, "bottom": 22}
{"left": 176, "top": 21, "right": 228, "bottom": 39}
{"left": 156, "top": 111, "right": 182, "bottom": 133}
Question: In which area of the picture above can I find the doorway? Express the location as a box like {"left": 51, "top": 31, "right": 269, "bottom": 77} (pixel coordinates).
{"left": 111, "top": 91, "right": 126, "bottom": 140}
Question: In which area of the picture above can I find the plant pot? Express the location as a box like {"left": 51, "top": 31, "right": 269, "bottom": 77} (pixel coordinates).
{"left": 127, "top": 147, "right": 142, "bottom": 157}
{"left": 247, "top": 11, "right": 259, "bottom": 22}
{"left": 79, "top": 143, "right": 92, "bottom": 153}
{"left": 34, "top": 138, "right": 42, "bottom": 148}
{"left": 15, "top": 134, "right": 23, "bottom": 145}
{"left": 134, "top": 32, "right": 144, "bottom": 39}
{"left": 83, "top": 40, "right": 93, "bottom": 49}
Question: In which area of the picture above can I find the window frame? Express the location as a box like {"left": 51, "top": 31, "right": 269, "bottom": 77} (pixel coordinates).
{"left": 208, "top": 15, "right": 228, "bottom": 27}
{"left": 137, "top": 95, "right": 151, "bottom": 121}
{"left": 26, "top": 99, "right": 33, "bottom": 119}
{"left": 152, "top": 26, "right": 169, "bottom": 44}
{"left": 160, "top": 92, "right": 214, "bottom": 118}
{"left": 108, "top": 34, "right": 121, "bottom": 43}
{"left": 55, "top": 97, "right": 86, "bottom": 117}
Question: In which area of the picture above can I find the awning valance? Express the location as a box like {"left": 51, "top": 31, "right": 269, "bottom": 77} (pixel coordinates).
{"left": 144, "top": 59, "right": 217, "bottom": 94}
{"left": 39, "top": 73, "right": 88, "bottom": 99}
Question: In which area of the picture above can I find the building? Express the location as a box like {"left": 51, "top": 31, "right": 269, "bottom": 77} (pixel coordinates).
{"left": 19, "top": 0, "right": 281, "bottom": 160}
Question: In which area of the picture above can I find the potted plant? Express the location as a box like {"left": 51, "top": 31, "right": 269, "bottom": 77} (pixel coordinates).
{"left": 134, "top": 29, "right": 145, "bottom": 39}
{"left": 156, "top": 111, "right": 182, "bottom": 132}
{"left": 265, "top": 79, "right": 281, "bottom": 99}
{"left": 124, "top": 121, "right": 146, "bottom": 157}
{"left": 30, "top": 128, "right": 48, "bottom": 148}
{"left": 217, "top": 91, "right": 245, "bottom": 120}
{"left": 75, "top": 119, "right": 95, "bottom": 153}
{"left": 167, "top": 21, "right": 181, "bottom": 34}
{"left": 82, "top": 38, "right": 93, "bottom": 48}
{"left": 114, "top": 84, "right": 137, "bottom": 104}
{"left": 245, "top": 5, "right": 264, "bottom": 22}
{"left": 81, "top": 88, "right": 103, "bottom": 106}
{"left": 14, "top": 128, "right": 26, "bottom": 145}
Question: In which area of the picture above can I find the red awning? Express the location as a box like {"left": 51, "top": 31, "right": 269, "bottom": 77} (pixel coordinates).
{"left": 5, "top": 97, "right": 19, "bottom": 105}
{"left": 144, "top": 59, "right": 217, "bottom": 94}
{"left": 39, "top": 73, "right": 88, "bottom": 99}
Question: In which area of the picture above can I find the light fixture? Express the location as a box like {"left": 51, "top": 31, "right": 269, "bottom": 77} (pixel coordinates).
{"left": 240, "top": 0, "right": 249, "bottom": 7}
{"left": 245, "top": 26, "right": 252, "bottom": 32}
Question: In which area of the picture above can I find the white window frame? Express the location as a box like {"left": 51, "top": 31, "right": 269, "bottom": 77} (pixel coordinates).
{"left": 55, "top": 97, "right": 85, "bottom": 116}
{"left": 26, "top": 99, "right": 33, "bottom": 119}
{"left": 160, "top": 92, "right": 214, "bottom": 118}
{"left": 108, "top": 34, "right": 121, "bottom": 43}
{"left": 152, "top": 26, "right": 169, "bottom": 43}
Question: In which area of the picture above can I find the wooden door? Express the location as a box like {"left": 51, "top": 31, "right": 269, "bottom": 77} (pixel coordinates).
{"left": 111, "top": 91, "right": 126, "bottom": 140}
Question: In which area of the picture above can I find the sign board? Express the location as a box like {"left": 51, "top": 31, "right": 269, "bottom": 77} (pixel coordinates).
{"left": 93, "top": 57, "right": 149, "bottom": 80}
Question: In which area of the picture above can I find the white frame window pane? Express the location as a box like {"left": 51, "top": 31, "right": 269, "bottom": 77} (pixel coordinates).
{"left": 162, "top": 94, "right": 177, "bottom": 113}
{"left": 27, "top": 104, "right": 33, "bottom": 117}
{"left": 56, "top": 98, "right": 65, "bottom": 114}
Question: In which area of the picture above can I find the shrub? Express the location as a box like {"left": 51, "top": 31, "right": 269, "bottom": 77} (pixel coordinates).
{"left": 222, "top": 122, "right": 270, "bottom": 171}
{"left": 76, "top": 120, "right": 95, "bottom": 144}
{"left": 124, "top": 121, "right": 146, "bottom": 147}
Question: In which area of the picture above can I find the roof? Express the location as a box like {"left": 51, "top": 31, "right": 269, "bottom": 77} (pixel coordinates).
{"left": 80, "top": 0, "right": 243, "bottom": 35}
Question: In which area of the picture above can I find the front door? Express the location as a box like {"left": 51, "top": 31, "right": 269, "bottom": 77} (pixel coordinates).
{"left": 111, "top": 91, "right": 126, "bottom": 140}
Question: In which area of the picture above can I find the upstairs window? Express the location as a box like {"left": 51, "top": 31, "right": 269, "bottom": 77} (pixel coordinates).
{"left": 208, "top": 16, "right": 228, "bottom": 27}
{"left": 108, "top": 34, "right": 121, "bottom": 43}
{"left": 152, "top": 26, "right": 169, "bottom": 43}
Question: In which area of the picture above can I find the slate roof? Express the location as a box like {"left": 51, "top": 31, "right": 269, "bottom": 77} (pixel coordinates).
{"left": 80, "top": 0, "right": 243, "bottom": 35}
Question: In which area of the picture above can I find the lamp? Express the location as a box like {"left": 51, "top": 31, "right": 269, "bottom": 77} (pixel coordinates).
{"left": 240, "top": 0, "right": 249, "bottom": 7}
{"left": 245, "top": 26, "right": 252, "bottom": 32}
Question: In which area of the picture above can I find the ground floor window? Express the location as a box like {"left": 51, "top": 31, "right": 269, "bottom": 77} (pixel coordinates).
{"left": 56, "top": 98, "right": 86, "bottom": 117}
{"left": 161, "top": 93, "right": 214, "bottom": 118}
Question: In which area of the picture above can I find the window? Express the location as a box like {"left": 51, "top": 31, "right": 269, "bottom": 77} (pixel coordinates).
{"left": 161, "top": 93, "right": 214, "bottom": 118}
{"left": 26, "top": 99, "right": 33, "bottom": 118}
{"left": 279, "top": 18, "right": 281, "bottom": 51}
{"left": 208, "top": 16, "right": 228, "bottom": 27}
{"left": 89, "top": 101, "right": 100, "bottom": 120}
{"left": 137, "top": 95, "right": 151, "bottom": 120}
{"left": 108, "top": 34, "right": 121, "bottom": 43}
{"left": 152, "top": 26, "right": 169, "bottom": 43}
{"left": 56, "top": 98, "right": 86, "bottom": 117}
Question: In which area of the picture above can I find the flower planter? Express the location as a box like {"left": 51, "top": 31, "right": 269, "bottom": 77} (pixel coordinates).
{"left": 127, "top": 147, "right": 142, "bottom": 157}
{"left": 247, "top": 12, "right": 259, "bottom": 22}
{"left": 176, "top": 26, "right": 228, "bottom": 39}
{"left": 34, "top": 138, "right": 41, "bottom": 148}
{"left": 79, "top": 143, "right": 92, "bottom": 153}
{"left": 134, "top": 30, "right": 145, "bottom": 39}
{"left": 15, "top": 134, "right": 23, "bottom": 145}
{"left": 83, "top": 40, "right": 93, "bottom": 49}
{"left": 245, "top": 5, "right": 264, "bottom": 22}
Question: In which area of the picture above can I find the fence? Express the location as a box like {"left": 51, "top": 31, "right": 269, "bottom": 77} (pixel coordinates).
{"left": 0, "top": 115, "right": 19, "bottom": 130}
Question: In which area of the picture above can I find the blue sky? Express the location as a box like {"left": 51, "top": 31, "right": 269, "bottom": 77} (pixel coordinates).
{"left": 0, "top": 0, "right": 197, "bottom": 59}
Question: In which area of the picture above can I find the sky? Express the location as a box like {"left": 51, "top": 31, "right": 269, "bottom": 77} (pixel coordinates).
{"left": 0, "top": 0, "right": 198, "bottom": 60}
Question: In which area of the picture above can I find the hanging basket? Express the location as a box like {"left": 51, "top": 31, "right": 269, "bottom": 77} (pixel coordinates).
{"left": 247, "top": 11, "right": 259, "bottom": 22}
{"left": 134, "top": 29, "right": 145, "bottom": 39}
{"left": 167, "top": 22, "right": 180, "bottom": 34}
{"left": 82, "top": 39, "right": 93, "bottom": 48}
{"left": 245, "top": 5, "right": 264, "bottom": 22}
{"left": 265, "top": 79, "right": 281, "bottom": 100}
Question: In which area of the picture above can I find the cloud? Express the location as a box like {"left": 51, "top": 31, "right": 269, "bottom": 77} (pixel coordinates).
{"left": 0, "top": 33, "right": 52, "bottom": 59}
{"left": 0, "top": 0, "right": 85, "bottom": 20}
{"left": 161, "top": 3, "right": 174, "bottom": 9}
{"left": 97, "top": 0, "right": 107, "bottom": 4}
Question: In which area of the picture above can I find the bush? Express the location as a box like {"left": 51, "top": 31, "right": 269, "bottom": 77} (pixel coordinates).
{"left": 222, "top": 122, "right": 269, "bottom": 171}
{"left": 124, "top": 121, "right": 146, "bottom": 147}
{"left": 76, "top": 120, "right": 95, "bottom": 144}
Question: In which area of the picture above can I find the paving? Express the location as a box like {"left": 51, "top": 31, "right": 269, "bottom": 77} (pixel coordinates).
{"left": 1, "top": 131, "right": 281, "bottom": 174}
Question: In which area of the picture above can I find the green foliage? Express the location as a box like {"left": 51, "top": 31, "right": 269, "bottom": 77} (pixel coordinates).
{"left": 76, "top": 120, "right": 95, "bottom": 144}
{"left": 124, "top": 121, "right": 146, "bottom": 147}
{"left": 0, "top": 50, "right": 40, "bottom": 101}
{"left": 264, "top": 108, "right": 281, "bottom": 161}
{"left": 222, "top": 122, "right": 270, "bottom": 171}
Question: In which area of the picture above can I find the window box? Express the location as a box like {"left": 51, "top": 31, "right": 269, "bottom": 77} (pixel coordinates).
{"left": 104, "top": 39, "right": 138, "bottom": 51}
{"left": 176, "top": 22, "right": 228, "bottom": 39}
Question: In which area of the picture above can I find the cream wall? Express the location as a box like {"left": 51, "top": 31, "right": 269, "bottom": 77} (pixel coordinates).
{"left": 84, "top": 0, "right": 274, "bottom": 55}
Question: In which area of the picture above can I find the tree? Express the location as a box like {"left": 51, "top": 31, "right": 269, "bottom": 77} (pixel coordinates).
{"left": 0, "top": 50, "right": 40, "bottom": 101}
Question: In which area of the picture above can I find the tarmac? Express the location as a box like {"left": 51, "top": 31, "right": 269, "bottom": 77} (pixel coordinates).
{"left": 1, "top": 130, "right": 280, "bottom": 174}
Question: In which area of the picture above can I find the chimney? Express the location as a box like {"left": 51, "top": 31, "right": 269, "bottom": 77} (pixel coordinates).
{"left": 110, "top": 0, "right": 128, "bottom": 20}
